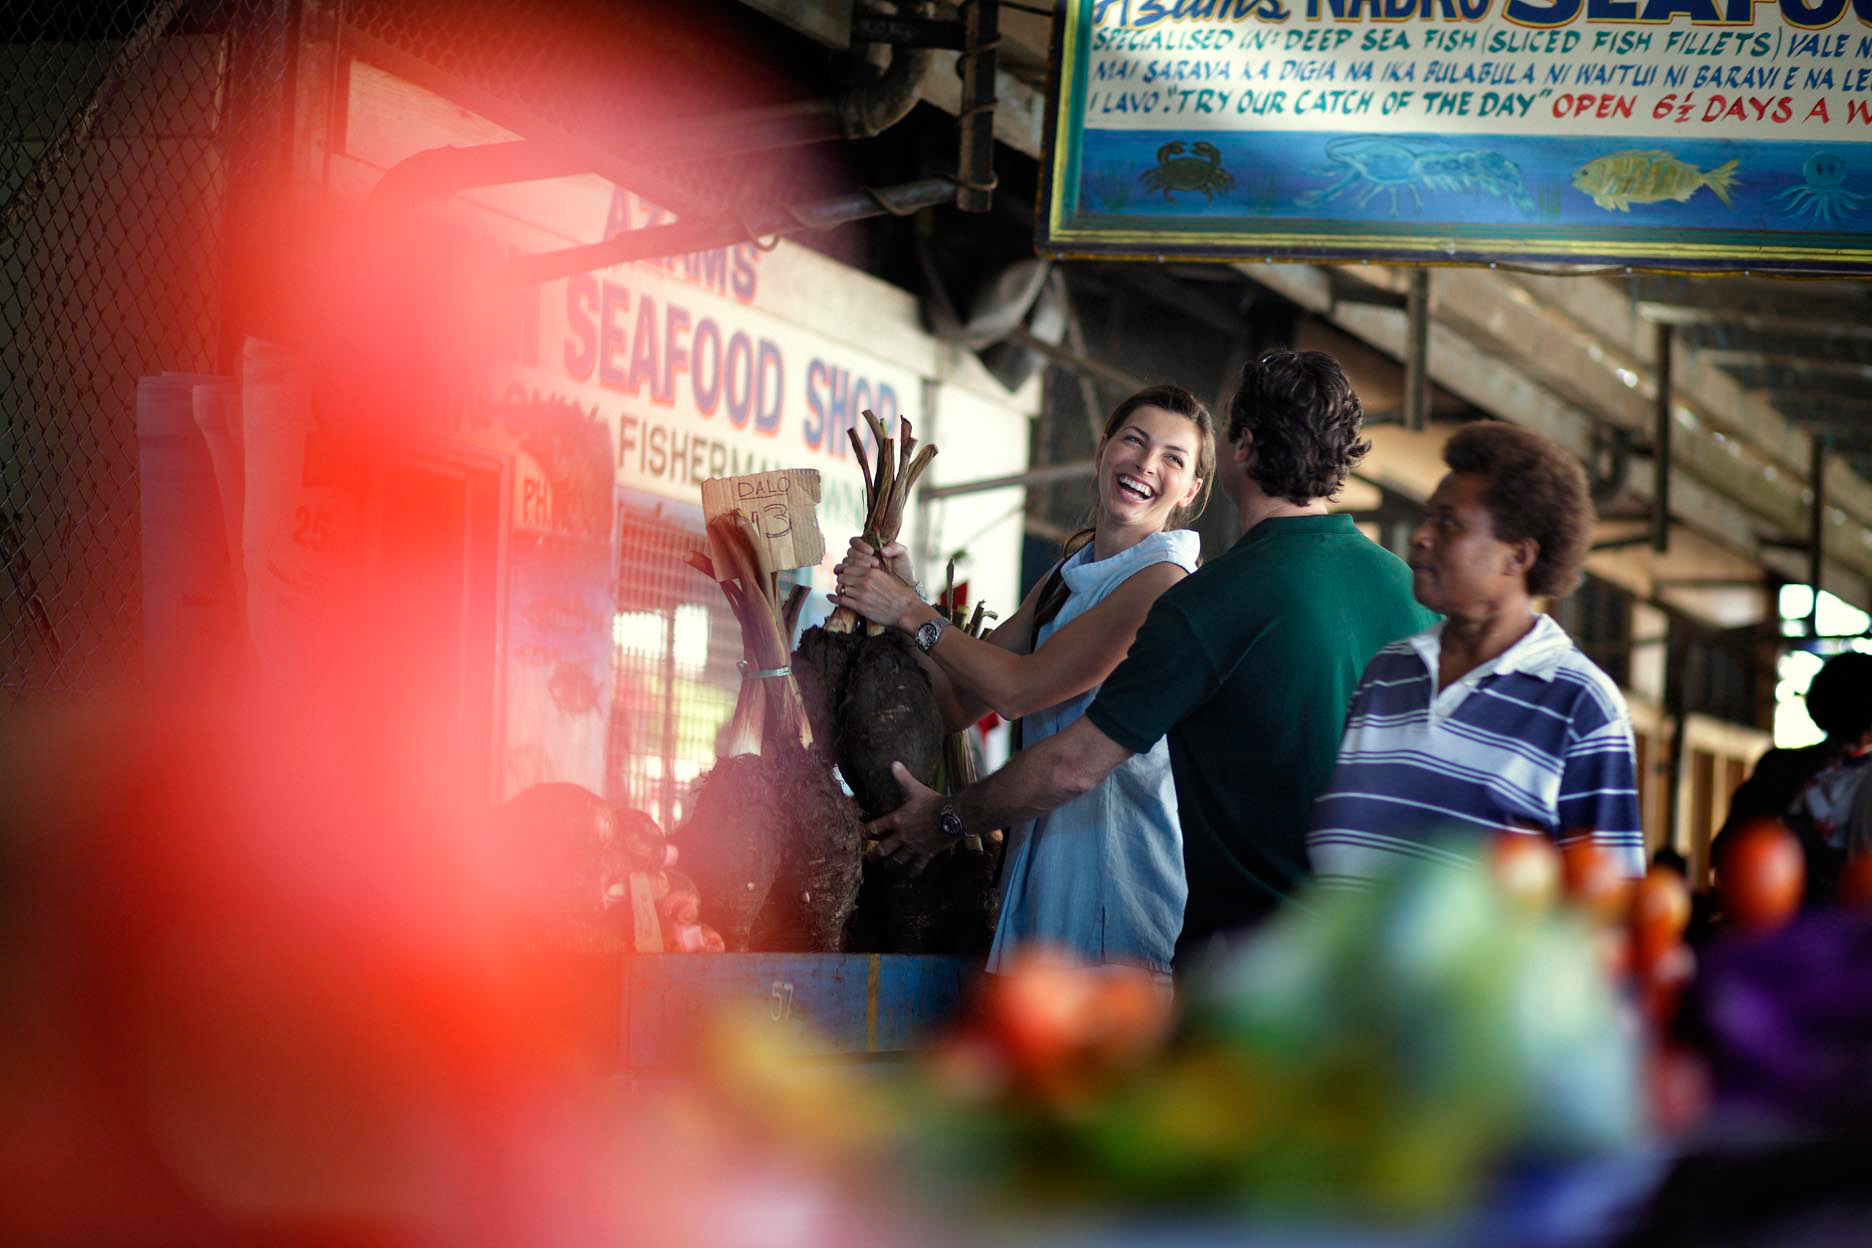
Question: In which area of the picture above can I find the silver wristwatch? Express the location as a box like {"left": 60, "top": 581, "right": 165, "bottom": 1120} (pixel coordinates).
{"left": 913, "top": 615, "right": 947, "bottom": 654}
{"left": 938, "top": 801, "right": 964, "bottom": 842}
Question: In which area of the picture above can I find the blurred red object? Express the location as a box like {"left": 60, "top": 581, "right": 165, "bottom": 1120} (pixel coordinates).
{"left": 1560, "top": 839, "right": 1631, "bottom": 922}
{"left": 1716, "top": 818, "right": 1805, "bottom": 934}
{"left": 1838, "top": 852, "right": 1872, "bottom": 909}
{"left": 1630, "top": 866, "right": 1692, "bottom": 969}
{"left": 954, "top": 951, "right": 1173, "bottom": 1109}
{"left": 0, "top": 692, "right": 718, "bottom": 1245}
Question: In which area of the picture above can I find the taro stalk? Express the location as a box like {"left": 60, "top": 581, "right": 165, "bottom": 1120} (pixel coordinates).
{"left": 685, "top": 512, "right": 814, "bottom": 757}
{"left": 932, "top": 556, "right": 997, "bottom": 850}
{"left": 824, "top": 409, "right": 939, "bottom": 635}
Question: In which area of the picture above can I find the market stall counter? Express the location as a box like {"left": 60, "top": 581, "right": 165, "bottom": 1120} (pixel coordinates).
{"left": 620, "top": 952, "right": 974, "bottom": 1072}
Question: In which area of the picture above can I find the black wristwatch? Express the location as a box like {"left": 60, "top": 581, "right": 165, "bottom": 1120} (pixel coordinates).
{"left": 937, "top": 801, "right": 964, "bottom": 842}
{"left": 913, "top": 615, "right": 947, "bottom": 654}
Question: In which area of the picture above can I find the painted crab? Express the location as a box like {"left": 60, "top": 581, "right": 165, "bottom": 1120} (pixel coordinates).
{"left": 1139, "top": 140, "right": 1235, "bottom": 203}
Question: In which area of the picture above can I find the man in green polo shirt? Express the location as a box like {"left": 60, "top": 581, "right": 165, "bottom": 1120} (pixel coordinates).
{"left": 873, "top": 350, "right": 1433, "bottom": 966}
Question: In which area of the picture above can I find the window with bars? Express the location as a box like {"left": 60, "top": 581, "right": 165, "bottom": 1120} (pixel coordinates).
{"left": 607, "top": 500, "right": 746, "bottom": 834}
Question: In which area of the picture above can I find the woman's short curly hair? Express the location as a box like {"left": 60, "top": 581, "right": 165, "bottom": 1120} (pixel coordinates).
{"left": 1227, "top": 350, "right": 1370, "bottom": 504}
{"left": 1443, "top": 422, "right": 1593, "bottom": 599}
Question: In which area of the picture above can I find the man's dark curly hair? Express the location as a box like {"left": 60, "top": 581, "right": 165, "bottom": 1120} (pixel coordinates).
{"left": 1226, "top": 350, "right": 1369, "bottom": 504}
{"left": 1442, "top": 422, "right": 1593, "bottom": 599}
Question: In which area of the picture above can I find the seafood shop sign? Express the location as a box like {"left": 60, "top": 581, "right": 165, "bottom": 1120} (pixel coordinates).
{"left": 1038, "top": 0, "right": 1872, "bottom": 271}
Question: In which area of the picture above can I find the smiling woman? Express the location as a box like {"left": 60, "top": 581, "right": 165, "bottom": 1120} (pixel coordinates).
{"left": 829, "top": 384, "right": 1217, "bottom": 973}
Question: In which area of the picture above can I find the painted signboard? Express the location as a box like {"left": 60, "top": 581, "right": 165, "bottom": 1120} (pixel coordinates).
{"left": 1038, "top": 0, "right": 1872, "bottom": 271}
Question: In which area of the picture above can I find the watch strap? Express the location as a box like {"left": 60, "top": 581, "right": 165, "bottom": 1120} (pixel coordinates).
{"left": 914, "top": 615, "right": 947, "bottom": 654}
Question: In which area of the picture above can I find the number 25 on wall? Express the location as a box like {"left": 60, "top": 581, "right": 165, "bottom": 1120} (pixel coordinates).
{"left": 292, "top": 506, "right": 333, "bottom": 552}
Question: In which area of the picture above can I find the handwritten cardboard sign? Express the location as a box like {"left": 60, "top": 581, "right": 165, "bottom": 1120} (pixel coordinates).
{"left": 700, "top": 470, "right": 825, "bottom": 577}
{"left": 628, "top": 872, "right": 664, "bottom": 954}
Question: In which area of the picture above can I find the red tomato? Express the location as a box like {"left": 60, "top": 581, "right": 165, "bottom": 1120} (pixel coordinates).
{"left": 1630, "top": 866, "right": 1692, "bottom": 967}
{"left": 978, "top": 952, "right": 1099, "bottom": 1096}
{"left": 1488, "top": 831, "right": 1561, "bottom": 912}
{"left": 1082, "top": 967, "right": 1174, "bottom": 1072}
{"left": 977, "top": 955, "right": 1172, "bottom": 1104}
{"left": 1717, "top": 818, "right": 1805, "bottom": 933}
{"left": 1561, "top": 839, "right": 1632, "bottom": 922}
{"left": 1839, "top": 853, "right": 1872, "bottom": 909}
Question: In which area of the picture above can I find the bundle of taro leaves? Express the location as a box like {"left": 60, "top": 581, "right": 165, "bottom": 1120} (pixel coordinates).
{"left": 791, "top": 412, "right": 1003, "bottom": 955}
{"left": 676, "top": 512, "right": 864, "bottom": 953}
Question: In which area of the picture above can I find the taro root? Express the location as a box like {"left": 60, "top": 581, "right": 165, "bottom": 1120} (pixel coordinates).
{"left": 681, "top": 743, "right": 865, "bottom": 952}
{"left": 748, "top": 740, "right": 867, "bottom": 952}
{"left": 679, "top": 753, "right": 785, "bottom": 950}
{"left": 675, "top": 513, "right": 864, "bottom": 952}
{"left": 837, "top": 630, "right": 945, "bottom": 817}
{"left": 791, "top": 626, "right": 857, "bottom": 767}
{"left": 492, "top": 782, "right": 633, "bottom": 951}
{"left": 790, "top": 410, "right": 944, "bottom": 821}
{"left": 844, "top": 837, "right": 1001, "bottom": 955}
{"left": 617, "top": 806, "right": 671, "bottom": 872}
{"left": 789, "top": 417, "right": 1018, "bottom": 955}
{"left": 943, "top": 832, "right": 1005, "bottom": 956}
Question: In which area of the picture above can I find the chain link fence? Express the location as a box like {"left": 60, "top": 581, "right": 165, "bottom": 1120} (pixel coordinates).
{"left": 3, "top": 0, "right": 836, "bottom": 702}
{"left": 3, "top": 1, "right": 293, "bottom": 696}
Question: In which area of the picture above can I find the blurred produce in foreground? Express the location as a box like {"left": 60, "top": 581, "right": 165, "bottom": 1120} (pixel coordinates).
{"left": 0, "top": 691, "right": 845, "bottom": 1246}
{"left": 1677, "top": 910, "right": 1872, "bottom": 1134}
{"left": 9, "top": 680, "right": 1871, "bottom": 1248}
{"left": 892, "top": 852, "right": 1647, "bottom": 1221}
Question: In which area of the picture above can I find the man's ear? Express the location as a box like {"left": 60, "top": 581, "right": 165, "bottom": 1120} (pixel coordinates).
{"left": 1507, "top": 538, "right": 1538, "bottom": 577}
{"left": 1231, "top": 431, "right": 1252, "bottom": 465}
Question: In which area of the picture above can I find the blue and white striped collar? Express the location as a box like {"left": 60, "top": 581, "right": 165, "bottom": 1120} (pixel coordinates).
{"left": 1406, "top": 613, "right": 1573, "bottom": 684}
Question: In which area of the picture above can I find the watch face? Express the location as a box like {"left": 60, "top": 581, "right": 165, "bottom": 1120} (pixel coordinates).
{"left": 939, "top": 804, "right": 963, "bottom": 838}
{"left": 916, "top": 619, "right": 942, "bottom": 653}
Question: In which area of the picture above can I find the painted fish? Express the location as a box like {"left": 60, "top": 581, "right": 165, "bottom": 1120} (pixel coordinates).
{"left": 548, "top": 660, "right": 603, "bottom": 716}
{"left": 1571, "top": 150, "right": 1739, "bottom": 213}
{"left": 524, "top": 596, "right": 606, "bottom": 637}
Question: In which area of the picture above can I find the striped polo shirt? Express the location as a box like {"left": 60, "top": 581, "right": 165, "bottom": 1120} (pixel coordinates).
{"left": 1309, "top": 613, "right": 1645, "bottom": 889}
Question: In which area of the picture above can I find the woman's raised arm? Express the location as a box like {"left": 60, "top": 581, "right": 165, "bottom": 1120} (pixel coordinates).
{"left": 834, "top": 555, "right": 1186, "bottom": 725}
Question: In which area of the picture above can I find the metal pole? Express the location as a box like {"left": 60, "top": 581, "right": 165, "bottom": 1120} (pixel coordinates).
{"left": 503, "top": 178, "right": 958, "bottom": 286}
{"left": 661, "top": 608, "right": 678, "bottom": 831}
{"left": 1005, "top": 326, "right": 1148, "bottom": 394}
{"left": 1663, "top": 621, "right": 1687, "bottom": 860}
{"left": 1652, "top": 323, "right": 1673, "bottom": 554}
{"left": 1809, "top": 435, "right": 1827, "bottom": 637}
{"left": 955, "top": 0, "right": 1000, "bottom": 213}
{"left": 1403, "top": 269, "right": 1430, "bottom": 432}
{"left": 922, "top": 459, "right": 1098, "bottom": 501}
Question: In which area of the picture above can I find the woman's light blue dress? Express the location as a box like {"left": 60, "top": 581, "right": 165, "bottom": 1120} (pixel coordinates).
{"left": 985, "top": 529, "right": 1199, "bottom": 974}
